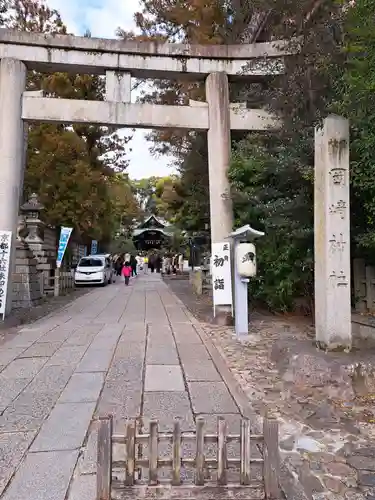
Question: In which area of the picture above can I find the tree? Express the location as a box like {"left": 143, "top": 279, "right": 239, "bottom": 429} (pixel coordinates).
{"left": 131, "top": 175, "right": 183, "bottom": 221}
{"left": 117, "top": 0, "right": 264, "bottom": 235}
{"left": 5, "top": 0, "right": 138, "bottom": 243}
{"left": 153, "top": 175, "right": 184, "bottom": 221}
{"left": 330, "top": 0, "right": 375, "bottom": 257}
{"left": 229, "top": 134, "right": 314, "bottom": 311}
{"left": 108, "top": 173, "right": 140, "bottom": 231}
{"left": 117, "top": 0, "right": 375, "bottom": 313}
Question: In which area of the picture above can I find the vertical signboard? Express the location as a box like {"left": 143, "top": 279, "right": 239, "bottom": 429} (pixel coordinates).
{"left": 0, "top": 231, "right": 12, "bottom": 317}
{"left": 91, "top": 240, "right": 98, "bottom": 255}
{"left": 211, "top": 242, "right": 233, "bottom": 314}
{"left": 56, "top": 227, "right": 73, "bottom": 268}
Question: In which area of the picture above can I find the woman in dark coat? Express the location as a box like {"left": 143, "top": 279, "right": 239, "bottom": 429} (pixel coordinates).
{"left": 148, "top": 254, "right": 155, "bottom": 273}
{"left": 115, "top": 256, "right": 123, "bottom": 276}
{"left": 155, "top": 254, "right": 162, "bottom": 273}
{"left": 130, "top": 255, "right": 137, "bottom": 277}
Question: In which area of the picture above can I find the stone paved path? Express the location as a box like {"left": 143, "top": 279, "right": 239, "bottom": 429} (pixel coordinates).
{"left": 0, "top": 273, "right": 243, "bottom": 500}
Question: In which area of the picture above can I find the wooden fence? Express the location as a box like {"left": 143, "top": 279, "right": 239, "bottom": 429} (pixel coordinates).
{"left": 46, "top": 270, "right": 75, "bottom": 297}
{"left": 97, "top": 415, "right": 280, "bottom": 500}
{"left": 353, "top": 258, "right": 375, "bottom": 313}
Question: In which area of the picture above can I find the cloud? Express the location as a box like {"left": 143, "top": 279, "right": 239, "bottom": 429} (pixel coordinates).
{"left": 47, "top": 0, "right": 175, "bottom": 179}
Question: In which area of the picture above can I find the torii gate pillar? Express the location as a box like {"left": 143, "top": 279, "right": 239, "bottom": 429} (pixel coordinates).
{"left": 0, "top": 58, "right": 26, "bottom": 314}
{"left": 206, "top": 72, "right": 234, "bottom": 324}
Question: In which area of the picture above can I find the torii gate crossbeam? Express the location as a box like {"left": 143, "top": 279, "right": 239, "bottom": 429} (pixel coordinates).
{"left": 0, "top": 29, "right": 284, "bottom": 321}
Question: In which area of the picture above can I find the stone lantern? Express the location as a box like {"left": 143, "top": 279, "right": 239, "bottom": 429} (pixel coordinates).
{"left": 20, "top": 193, "right": 45, "bottom": 243}
{"left": 16, "top": 214, "right": 27, "bottom": 242}
{"left": 12, "top": 193, "right": 44, "bottom": 308}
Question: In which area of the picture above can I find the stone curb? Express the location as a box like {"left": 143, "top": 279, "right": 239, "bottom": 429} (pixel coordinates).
{"left": 186, "top": 311, "right": 260, "bottom": 425}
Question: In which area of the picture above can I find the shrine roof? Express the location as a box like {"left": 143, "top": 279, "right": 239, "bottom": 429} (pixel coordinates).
{"left": 137, "top": 215, "right": 165, "bottom": 229}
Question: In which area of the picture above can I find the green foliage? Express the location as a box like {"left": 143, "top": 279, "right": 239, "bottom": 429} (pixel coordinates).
{"left": 120, "top": 0, "right": 375, "bottom": 313}
{"left": 131, "top": 175, "right": 183, "bottom": 222}
{"left": 109, "top": 236, "right": 137, "bottom": 255}
{"left": 229, "top": 135, "right": 314, "bottom": 311}
{"left": 4, "top": 0, "right": 139, "bottom": 244}
{"left": 330, "top": 0, "right": 375, "bottom": 256}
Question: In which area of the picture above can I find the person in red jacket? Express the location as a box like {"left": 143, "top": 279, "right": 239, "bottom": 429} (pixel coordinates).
{"left": 121, "top": 261, "right": 132, "bottom": 286}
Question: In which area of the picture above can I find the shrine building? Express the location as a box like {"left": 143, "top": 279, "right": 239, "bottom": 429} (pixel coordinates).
{"left": 132, "top": 215, "right": 172, "bottom": 251}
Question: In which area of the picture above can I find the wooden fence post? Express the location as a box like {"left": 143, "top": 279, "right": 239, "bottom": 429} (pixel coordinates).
{"left": 97, "top": 416, "right": 113, "bottom": 500}
{"left": 365, "top": 265, "right": 375, "bottom": 312}
{"left": 353, "top": 258, "right": 366, "bottom": 312}
{"left": 263, "top": 417, "right": 280, "bottom": 499}
{"left": 54, "top": 268, "right": 60, "bottom": 297}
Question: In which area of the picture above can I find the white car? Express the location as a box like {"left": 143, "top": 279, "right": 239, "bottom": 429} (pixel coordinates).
{"left": 74, "top": 254, "right": 113, "bottom": 286}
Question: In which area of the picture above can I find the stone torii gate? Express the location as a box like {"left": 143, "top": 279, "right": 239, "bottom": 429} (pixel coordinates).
{"left": 0, "top": 29, "right": 351, "bottom": 351}
{"left": 0, "top": 29, "right": 284, "bottom": 315}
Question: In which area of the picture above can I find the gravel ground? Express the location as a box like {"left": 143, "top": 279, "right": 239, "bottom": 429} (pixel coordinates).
{"left": 165, "top": 277, "right": 375, "bottom": 500}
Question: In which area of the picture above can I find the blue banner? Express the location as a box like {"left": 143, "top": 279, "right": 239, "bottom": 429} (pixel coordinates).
{"left": 56, "top": 227, "right": 73, "bottom": 268}
{"left": 91, "top": 240, "right": 98, "bottom": 255}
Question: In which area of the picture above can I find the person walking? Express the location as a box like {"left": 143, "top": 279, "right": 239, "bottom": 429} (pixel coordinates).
{"left": 178, "top": 252, "right": 184, "bottom": 274}
{"left": 156, "top": 254, "right": 162, "bottom": 273}
{"left": 143, "top": 254, "right": 149, "bottom": 274}
{"left": 115, "top": 256, "right": 123, "bottom": 277}
{"left": 130, "top": 254, "right": 137, "bottom": 277}
{"left": 149, "top": 254, "right": 155, "bottom": 273}
{"left": 136, "top": 254, "right": 143, "bottom": 272}
{"left": 121, "top": 261, "right": 132, "bottom": 286}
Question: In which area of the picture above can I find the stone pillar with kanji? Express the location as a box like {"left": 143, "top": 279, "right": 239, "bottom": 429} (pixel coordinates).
{"left": 314, "top": 115, "right": 351, "bottom": 349}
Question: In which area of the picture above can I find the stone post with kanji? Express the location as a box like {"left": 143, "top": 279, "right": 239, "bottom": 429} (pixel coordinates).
{"left": 314, "top": 115, "right": 351, "bottom": 349}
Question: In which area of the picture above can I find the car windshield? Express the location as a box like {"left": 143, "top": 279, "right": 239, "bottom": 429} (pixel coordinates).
{"left": 78, "top": 258, "right": 104, "bottom": 268}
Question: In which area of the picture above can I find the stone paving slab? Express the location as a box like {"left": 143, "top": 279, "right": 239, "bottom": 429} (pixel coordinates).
{"left": 75, "top": 347, "right": 115, "bottom": 373}
{"left": 0, "top": 357, "right": 48, "bottom": 379}
{"left": 77, "top": 421, "right": 99, "bottom": 475}
{"left": 172, "top": 325, "right": 203, "bottom": 344}
{"left": 188, "top": 381, "right": 238, "bottom": 414}
{"left": 58, "top": 372, "right": 105, "bottom": 403}
{"left": 1, "top": 449, "right": 79, "bottom": 500}
{"left": 0, "top": 347, "right": 27, "bottom": 365}
{"left": 64, "top": 332, "right": 98, "bottom": 346}
{"left": 5, "top": 390, "right": 60, "bottom": 422}
{"left": 0, "top": 274, "right": 244, "bottom": 499}
{"left": 106, "top": 351, "right": 144, "bottom": 381}
{"left": 145, "top": 364, "right": 185, "bottom": 391}
{"left": 0, "top": 431, "right": 35, "bottom": 495}
{"left": 46, "top": 345, "right": 88, "bottom": 367}
{"left": 120, "top": 327, "right": 147, "bottom": 342}
{"left": 143, "top": 391, "right": 195, "bottom": 431}
{"left": 177, "top": 343, "right": 210, "bottom": 362}
{"left": 17, "top": 341, "right": 61, "bottom": 358}
{"left": 67, "top": 473, "right": 96, "bottom": 500}
{"left": 181, "top": 358, "right": 222, "bottom": 381}
{"left": 0, "top": 407, "right": 45, "bottom": 433}
{"left": 95, "top": 379, "right": 142, "bottom": 430}
{"left": 36, "top": 325, "right": 76, "bottom": 344}
{"left": 0, "top": 377, "right": 31, "bottom": 413}
{"left": 26, "top": 365, "right": 75, "bottom": 393}
{"left": 146, "top": 343, "right": 179, "bottom": 364}
{"left": 30, "top": 402, "right": 96, "bottom": 452}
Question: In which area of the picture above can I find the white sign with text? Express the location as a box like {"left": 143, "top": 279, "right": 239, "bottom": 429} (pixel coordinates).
{"left": 211, "top": 241, "right": 233, "bottom": 308}
{"left": 0, "top": 231, "right": 12, "bottom": 317}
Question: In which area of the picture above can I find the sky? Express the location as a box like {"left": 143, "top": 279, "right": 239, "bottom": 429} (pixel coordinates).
{"left": 47, "top": 0, "right": 175, "bottom": 179}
